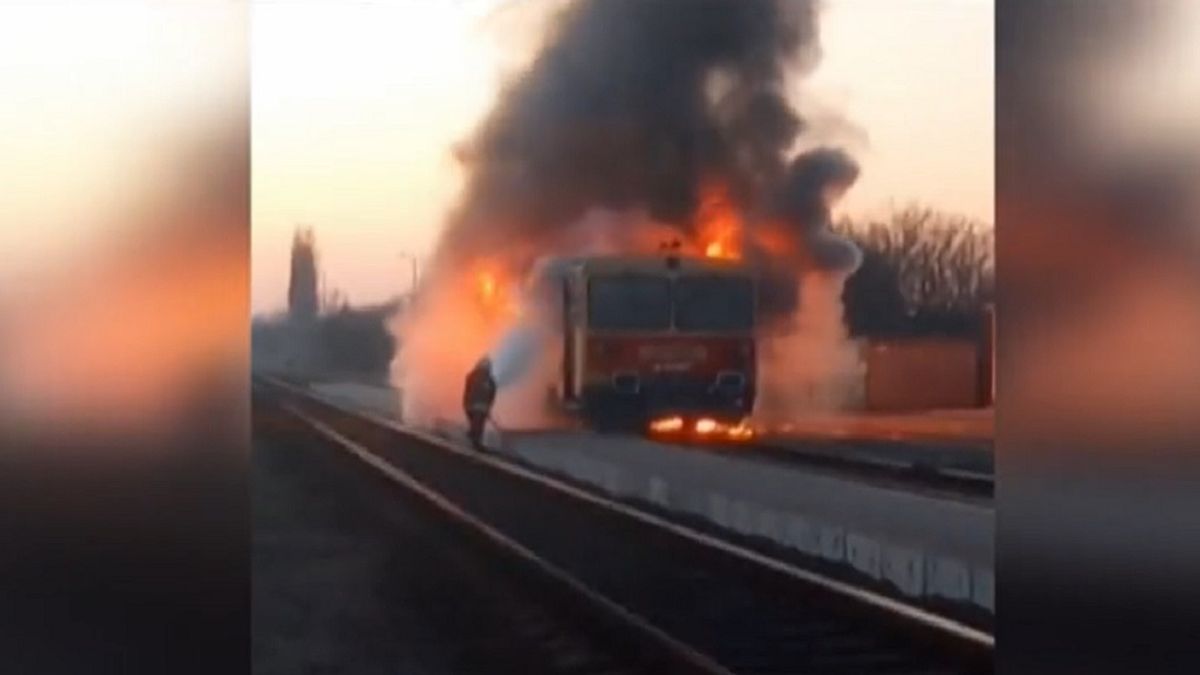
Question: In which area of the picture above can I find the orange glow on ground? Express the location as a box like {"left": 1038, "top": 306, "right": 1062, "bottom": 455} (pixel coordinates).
{"left": 646, "top": 415, "right": 755, "bottom": 442}
{"left": 725, "top": 419, "right": 755, "bottom": 441}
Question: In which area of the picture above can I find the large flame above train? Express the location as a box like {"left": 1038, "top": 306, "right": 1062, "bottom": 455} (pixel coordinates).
{"left": 393, "top": 0, "right": 864, "bottom": 427}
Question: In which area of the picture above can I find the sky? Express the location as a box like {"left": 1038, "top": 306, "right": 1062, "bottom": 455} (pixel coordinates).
{"left": 250, "top": 0, "right": 994, "bottom": 315}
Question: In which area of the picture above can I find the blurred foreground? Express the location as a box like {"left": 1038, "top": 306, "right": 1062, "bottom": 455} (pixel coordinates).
{"left": 0, "top": 4, "right": 248, "bottom": 672}
{"left": 998, "top": 1, "right": 1200, "bottom": 672}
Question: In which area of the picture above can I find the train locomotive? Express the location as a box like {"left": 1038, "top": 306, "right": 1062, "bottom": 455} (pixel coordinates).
{"left": 530, "top": 249, "right": 757, "bottom": 438}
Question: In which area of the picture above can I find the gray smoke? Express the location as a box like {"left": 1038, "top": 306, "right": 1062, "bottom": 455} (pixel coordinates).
{"left": 430, "top": 0, "right": 857, "bottom": 285}
{"left": 404, "top": 0, "right": 872, "bottom": 422}
{"left": 774, "top": 147, "right": 862, "bottom": 271}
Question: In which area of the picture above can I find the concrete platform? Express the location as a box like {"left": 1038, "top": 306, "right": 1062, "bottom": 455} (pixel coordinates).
{"left": 769, "top": 409, "right": 993, "bottom": 444}
{"left": 306, "top": 379, "right": 995, "bottom": 614}
{"left": 764, "top": 435, "right": 994, "bottom": 478}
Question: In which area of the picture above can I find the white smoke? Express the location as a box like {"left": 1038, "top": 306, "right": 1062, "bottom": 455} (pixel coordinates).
{"left": 755, "top": 270, "right": 865, "bottom": 423}
{"left": 487, "top": 286, "right": 568, "bottom": 429}
{"left": 488, "top": 321, "right": 543, "bottom": 387}
{"left": 390, "top": 272, "right": 503, "bottom": 427}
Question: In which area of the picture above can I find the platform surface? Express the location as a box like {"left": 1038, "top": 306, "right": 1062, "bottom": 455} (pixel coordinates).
{"left": 305, "top": 378, "right": 995, "bottom": 613}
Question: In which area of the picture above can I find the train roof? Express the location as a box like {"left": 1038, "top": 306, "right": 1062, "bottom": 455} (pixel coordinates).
{"left": 537, "top": 253, "right": 752, "bottom": 278}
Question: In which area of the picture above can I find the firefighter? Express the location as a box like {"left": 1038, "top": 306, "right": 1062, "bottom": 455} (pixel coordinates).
{"left": 462, "top": 356, "right": 497, "bottom": 449}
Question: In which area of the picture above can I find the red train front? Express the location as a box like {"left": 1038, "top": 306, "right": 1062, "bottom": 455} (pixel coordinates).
{"left": 551, "top": 253, "right": 756, "bottom": 437}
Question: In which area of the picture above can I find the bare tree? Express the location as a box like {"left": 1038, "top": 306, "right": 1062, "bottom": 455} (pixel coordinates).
{"left": 838, "top": 205, "right": 994, "bottom": 337}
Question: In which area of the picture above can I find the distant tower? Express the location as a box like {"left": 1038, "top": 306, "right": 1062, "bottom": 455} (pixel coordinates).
{"left": 288, "top": 227, "right": 319, "bottom": 321}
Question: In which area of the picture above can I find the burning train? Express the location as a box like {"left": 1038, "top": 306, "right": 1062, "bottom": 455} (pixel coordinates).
{"left": 526, "top": 248, "right": 757, "bottom": 438}
{"left": 393, "top": 0, "right": 865, "bottom": 437}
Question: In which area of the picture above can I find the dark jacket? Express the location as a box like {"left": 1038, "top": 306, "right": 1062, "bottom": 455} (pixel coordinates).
{"left": 463, "top": 362, "right": 497, "bottom": 415}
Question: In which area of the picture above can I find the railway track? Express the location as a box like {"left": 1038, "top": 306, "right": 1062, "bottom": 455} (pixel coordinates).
{"left": 258, "top": 376, "right": 993, "bottom": 674}
{"left": 256, "top": 383, "right": 721, "bottom": 674}
{"left": 733, "top": 441, "right": 993, "bottom": 500}
{"left": 299, "top": 379, "right": 992, "bottom": 499}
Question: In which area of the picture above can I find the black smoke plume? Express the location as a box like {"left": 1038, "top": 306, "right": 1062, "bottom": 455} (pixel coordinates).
{"left": 433, "top": 1, "right": 862, "bottom": 318}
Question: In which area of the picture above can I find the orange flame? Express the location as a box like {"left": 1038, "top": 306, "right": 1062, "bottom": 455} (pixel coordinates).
{"left": 647, "top": 415, "right": 755, "bottom": 442}
{"left": 478, "top": 271, "right": 498, "bottom": 303}
{"left": 472, "top": 265, "right": 520, "bottom": 320}
{"left": 752, "top": 221, "right": 798, "bottom": 259}
{"left": 704, "top": 417, "right": 755, "bottom": 442}
{"left": 725, "top": 419, "right": 755, "bottom": 441}
{"left": 696, "top": 180, "right": 743, "bottom": 260}
{"left": 649, "top": 416, "right": 685, "bottom": 433}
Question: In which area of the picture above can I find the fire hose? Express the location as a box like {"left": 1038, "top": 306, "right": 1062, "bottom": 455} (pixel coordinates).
{"left": 466, "top": 409, "right": 505, "bottom": 451}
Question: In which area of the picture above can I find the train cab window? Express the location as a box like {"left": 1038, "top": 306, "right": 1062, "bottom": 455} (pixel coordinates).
{"left": 674, "top": 275, "right": 754, "bottom": 332}
{"left": 588, "top": 275, "right": 672, "bottom": 330}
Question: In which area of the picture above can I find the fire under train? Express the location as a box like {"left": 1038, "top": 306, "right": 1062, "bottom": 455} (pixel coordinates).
{"left": 531, "top": 250, "right": 757, "bottom": 439}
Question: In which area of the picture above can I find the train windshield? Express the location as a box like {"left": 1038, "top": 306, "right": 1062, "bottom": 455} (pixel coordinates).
{"left": 674, "top": 275, "right": 754, "bottom": 332}
{"left": 588, "top": 275, "right": 672, "bottom": 330}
